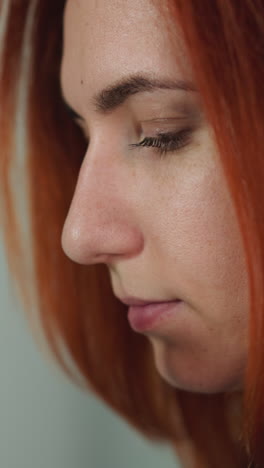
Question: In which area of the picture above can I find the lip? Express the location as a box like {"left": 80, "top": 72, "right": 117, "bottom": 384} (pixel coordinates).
{"left": 127, "top": 300, "right": 182, "bottom": 332}
{"left": 117, "top": 296, "right": 180, "bottom": 306}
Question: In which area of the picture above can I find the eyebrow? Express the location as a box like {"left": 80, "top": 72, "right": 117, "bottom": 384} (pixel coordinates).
{"left": 62, "top": 73, "right": 198, "bottom": 121}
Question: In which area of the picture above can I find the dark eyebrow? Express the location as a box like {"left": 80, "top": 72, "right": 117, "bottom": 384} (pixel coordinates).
{"left": 62, "top": 73, "right": 198, "bottom": 121}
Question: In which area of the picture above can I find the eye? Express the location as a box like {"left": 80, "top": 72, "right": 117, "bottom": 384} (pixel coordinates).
{"left": 129, "top": 128, "right": 193, "bottom": 158}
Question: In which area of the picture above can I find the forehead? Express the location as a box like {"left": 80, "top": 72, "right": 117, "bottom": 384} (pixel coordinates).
{"left": 61, "top": 0, "right": 191, "bottom": 107}
{"left": 63, "top": 0, "right": 167, "bottom": 47}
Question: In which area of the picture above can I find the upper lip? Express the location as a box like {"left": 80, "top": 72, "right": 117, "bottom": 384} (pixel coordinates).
{"left": 116, "top": 296, "right": 179, "bottom": 306}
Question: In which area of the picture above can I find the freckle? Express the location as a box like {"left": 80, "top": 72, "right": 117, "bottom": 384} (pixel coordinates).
{"left": 81, "top": 80, "right": 84, "bottom": 85}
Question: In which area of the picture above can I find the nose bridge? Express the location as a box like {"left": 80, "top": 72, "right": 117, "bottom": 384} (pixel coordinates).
{"left": 71, "top": 144, "right": 126, "bottom": 219}
{"left": 61, "top": 147, "right": 143, "bottom": 264}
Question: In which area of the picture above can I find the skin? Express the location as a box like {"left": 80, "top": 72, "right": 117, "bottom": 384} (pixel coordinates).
{"left": 60, "top": 0, "right": 250, "bottom": 397}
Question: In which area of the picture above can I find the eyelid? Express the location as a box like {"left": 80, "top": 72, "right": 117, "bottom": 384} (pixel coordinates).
{"left": 139, "top": 116, "right": 196, "bottom": 134}
{"left": 140, "top": 116, "right": 191, "bottom": 124}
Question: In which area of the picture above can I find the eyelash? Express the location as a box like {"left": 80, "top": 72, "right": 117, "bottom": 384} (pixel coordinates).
{"left": 129, "top": 128, "right": 193, "bottom": 157}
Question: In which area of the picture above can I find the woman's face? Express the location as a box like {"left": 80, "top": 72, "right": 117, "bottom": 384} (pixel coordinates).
{"left": 61, "top": 0, "right": 249, "bottom": 394}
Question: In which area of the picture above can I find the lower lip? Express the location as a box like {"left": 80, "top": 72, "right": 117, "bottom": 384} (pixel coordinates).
{"left": 127, "top": 300, "right": 182, "bottom": 332}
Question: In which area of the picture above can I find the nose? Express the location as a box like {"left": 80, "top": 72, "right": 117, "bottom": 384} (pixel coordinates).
{"left": 61, "top": 148, "right": 144, "bottom": 265}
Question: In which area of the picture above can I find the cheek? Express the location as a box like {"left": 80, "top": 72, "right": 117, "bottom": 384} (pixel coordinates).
{"left": 147, "top": 155, "right": 250, "bottom": 393}
{"left": 155, "top": 152, "right": 249, "bottom": 319}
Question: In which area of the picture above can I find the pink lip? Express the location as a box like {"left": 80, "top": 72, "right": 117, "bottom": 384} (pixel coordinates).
{"left": 127, "top": 300, "right": 182, "bottom": 332}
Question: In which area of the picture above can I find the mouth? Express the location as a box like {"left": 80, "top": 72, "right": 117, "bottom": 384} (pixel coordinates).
{"left": 127, "top": 300, "right": 183, "bottom": 332}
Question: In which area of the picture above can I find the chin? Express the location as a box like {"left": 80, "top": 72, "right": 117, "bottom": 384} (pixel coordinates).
{"left": 151, "top": 339, "right": 245, "bottom": 394}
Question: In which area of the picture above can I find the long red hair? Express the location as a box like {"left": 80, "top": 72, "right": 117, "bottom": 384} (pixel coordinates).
{"left": 1, "top": 1, "right": 263, "bottom": 466}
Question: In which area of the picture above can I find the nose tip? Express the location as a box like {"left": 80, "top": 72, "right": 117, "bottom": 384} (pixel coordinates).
{"left": 61, "top": 222, "right": 85, "bottom": 264}
{"left": 61, "top": 220, "right": 114, "bottom": 265}
{"left": 61, "top": 206, "right": 144, "bottom": 266}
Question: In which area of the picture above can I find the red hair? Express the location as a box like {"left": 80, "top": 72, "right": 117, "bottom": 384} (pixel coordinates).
{"left": 1, "top": 1, "right": 263, "bottom": 466}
